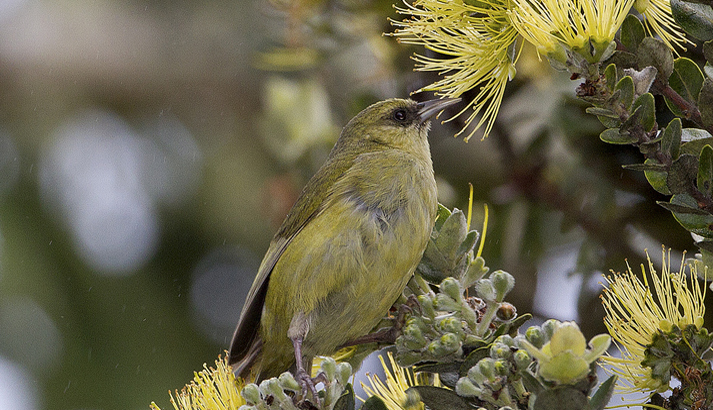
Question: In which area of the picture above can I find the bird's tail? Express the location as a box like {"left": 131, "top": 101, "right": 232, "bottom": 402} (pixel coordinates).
{"left": 230, "top": 339, "right": 262, "bottom": 381}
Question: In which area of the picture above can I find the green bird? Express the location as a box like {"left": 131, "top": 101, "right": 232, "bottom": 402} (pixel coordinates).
{"left": 228, "top": 97, "right": 459, "bottom": 390}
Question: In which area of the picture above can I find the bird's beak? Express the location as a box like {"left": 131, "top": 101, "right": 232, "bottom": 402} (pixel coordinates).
{"left": 416, "top": 98, "right": 461, "bottom": 124}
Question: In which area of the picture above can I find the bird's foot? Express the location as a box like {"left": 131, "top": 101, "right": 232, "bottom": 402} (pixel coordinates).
{"left": 295, "top": 368, "right": 322, "bottom": 409}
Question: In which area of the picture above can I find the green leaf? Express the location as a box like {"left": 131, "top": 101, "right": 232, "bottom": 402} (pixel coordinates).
{"left": 604, "top": 63, "right": 618, "bottom": 90}
{"left": 682, "top": 127, "right": 713, "bottom": 143}
{"left": 600, "top": 128, "right": 637, "bottom": 145}
{"left": 662, "top": 118, "right": 683, "bottom": 159}
{"left": 333, "top": 384, "right": 355, "bottom": 410}
{"left": 704, "top": 40, "right": 713, "bottom": 64}
{"left": 671, "top": 0, "right": 713, "bottom": 41}
{"left": 705, "top": 62, "right": 713, "bottom": 80}
{"left": 666, "top": 57, "right": 705, "bottom": 117}
{"left": 614, "top": 76, "right": 635, "bottom": 109}
{"left": 433, "top": 204, "right": 452, "bottom": 233}
{"left": 620, "top": 14, "right": 646, "bottom": 53}
{"left": 667, "top": 154, "right": 699, "bottom": 194}
{"left": 699, "top": 78, "right": 713, "bottom": 129}
{"left": 632, "top": 93, "right": 656, "bottom": 132}
{"left": 698, "top": 145, "right": 713, "bottom": 196}
{"left": 360, "top": 395, "right": 389, "bottom": 410}
{"left": 585, "top": 107, "right": 618, "bottom": 118}
{"left": 589, "top": 376, "right": 617, "bottom": 410}
{"left": 665, "top": 194, "right": 713, "bottom": 238}
{"left": 407, "top": 386, "right": 475, "bottom": 410}
{"left": 696, "top": 239, "right": 713, "bottom": 253}
{"left": 637, "top": 37, "right": 674, "bottom": 82}
{"left": 643, "top": 159, "right": 671, "bottom": 195}
{"left": 456, "top": 230, "right": 479, "bottom": 261}
{"left": 623, "top": 162, "right": 668, "bottom": 172}
{"left": 657, "top": 200, "right": 710, "bottom": 215}
{"left": 533, "top": 386, "right": 589, "bottom": 410}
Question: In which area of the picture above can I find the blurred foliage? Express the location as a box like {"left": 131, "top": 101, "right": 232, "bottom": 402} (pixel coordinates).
{"left": 0, "top": 0, "right": 711, "bottom": 410}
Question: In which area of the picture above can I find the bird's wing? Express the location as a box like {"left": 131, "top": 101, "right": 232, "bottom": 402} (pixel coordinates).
{"left": 228, "top": 153, "right": 354, "bottom": 372}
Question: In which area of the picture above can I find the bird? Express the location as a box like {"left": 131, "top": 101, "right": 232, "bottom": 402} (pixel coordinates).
{"left": 228, "top": 97, "right": 460, "bottom": 394}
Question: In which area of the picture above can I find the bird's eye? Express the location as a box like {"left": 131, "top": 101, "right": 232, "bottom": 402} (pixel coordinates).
{"left": 393, "top": 109, "right": 407, "bottom": 122}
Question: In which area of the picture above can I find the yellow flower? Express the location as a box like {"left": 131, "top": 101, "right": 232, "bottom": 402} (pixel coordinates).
{"left": 600, "top": 248, "right": 707, "bottom": 395}
{"left": 362, "top": 351, "right": 442, "bottom": 410}
{"left": 509, "top": 0, "right": 633, "bottom": 63}
{"left": 634, "top": 0, "right": 693, "bottom": 52}
{"left": 392, "top": 0, "right": 520, "bottom": 141}
{"left": 150, "top": 355, "right": 246, "bottom": 410}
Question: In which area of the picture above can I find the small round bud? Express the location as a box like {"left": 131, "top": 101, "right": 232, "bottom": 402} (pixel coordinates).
{"left": 264, "top": 377, "right": 286, "bottom": 399}
{"left": 440, "top": 333, "right": 461, "bottom": 354}
{"left": 496, "top": 302, "right": 517, "bottom": 321}
{"left": 525, "top": 326, "right": 545, "bottom": 348}
{"left": 490, "top": 343, "right": 512, "bottom": 360}
{"left": 494, "top": 359, "right": 510, "bottom": 376}
{"left": 241, "top": 383, "right": 261, "bottom": 404}
{"left": 513, "top": 349, "right": 532, "bottom": 370}
{"left": 437, "top": 316, "right": 462, "bottom": 335}
{"left": 494, "top": 334, "right": 515, "bottom": 347}
{"left": 490, "top": 270, "right": 515, "bottom": 302}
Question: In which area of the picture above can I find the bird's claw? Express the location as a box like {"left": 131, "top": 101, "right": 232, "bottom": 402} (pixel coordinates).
{"left": 295, "top": 368, "right": 322, "bottom": 408}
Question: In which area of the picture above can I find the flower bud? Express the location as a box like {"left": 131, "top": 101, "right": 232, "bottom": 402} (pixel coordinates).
{"left": 475, "top": 279, "right": 497, "bottom": 302}
{"left": 264, "top": 377, "right": 286, "bottom": 399}
{"left": 278, "top": 372, "right": 300, "bottom": 391}
{"left": 320, "top": 357, "right": 337, "bottom": 380}
{"left": 455, "top": 377, "right": 482, "bottom": 397}
{"left": 476, "top": 357, "right": 496, "bottom": 380}
{"left": 490, "top": 343, "right": 512, "bottom": 360}
{"left": 541, "top": 319, "right": 560, "bottom": 341}
{"left": 241, "top": 383, "right": 261, "bottom": 404}
{"left": 437, "top": 316, "right": 463, "bottom": 335}
{"left": 435, "top": 293, "right": 461, "bottom": 311}
{"left": 440, "top": 278, "right": 463, "bottom": 302}
{"left": 440, "top": 332, "right": 461, "bottom": 353}
{"left": 336, "top": 362, "right": 352, "bottom": 386}
{"left": 494, "top": 359, "right": 510, "bottom": 376}
{"left": 496, "top": 302, "right": 517, "bottom": 321}
{"left": 524, "top": 326, "right": 545, "bottom": 349}
{"left": 490, "top": 270, "right": 515, "bottom": 302}
{"left": 513, "top": 349, "right": 532, "bottom": 370}
{"left": 418, "top": 294, "right": 436, "bottom": 319}
{"left": 494, "top": 334, "right": 515, "bottom": 347}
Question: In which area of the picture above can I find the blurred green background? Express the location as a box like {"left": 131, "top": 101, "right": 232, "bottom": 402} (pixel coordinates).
{"left": 0, "top": 0, "right": 703, "bottom": 409}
